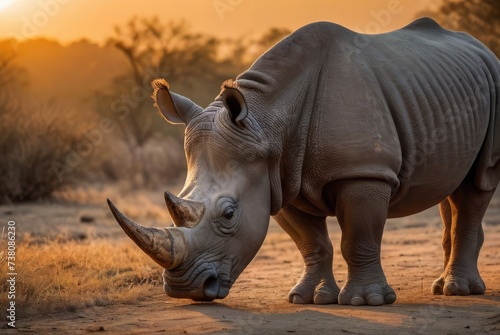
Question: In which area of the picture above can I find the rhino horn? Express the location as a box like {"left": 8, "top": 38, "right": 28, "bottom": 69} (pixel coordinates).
{"left": 107, "top": 199, "right": 187, "bottom": 269}
{"left": 164, "top": 191, "right": 205, "bottom": 227}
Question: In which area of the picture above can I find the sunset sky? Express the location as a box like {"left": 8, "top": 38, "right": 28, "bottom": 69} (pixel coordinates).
{"left": 0, "top": 0, "right": 436, "bottom": 44}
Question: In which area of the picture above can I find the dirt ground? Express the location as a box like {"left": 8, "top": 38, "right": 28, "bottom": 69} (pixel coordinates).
{"left": 2, "top": 189, "right": 500, "bottom": 334}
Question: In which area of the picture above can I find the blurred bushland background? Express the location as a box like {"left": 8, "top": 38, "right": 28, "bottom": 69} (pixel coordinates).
{"left": 0, "top": 0, "right": 498, "bottom": 204}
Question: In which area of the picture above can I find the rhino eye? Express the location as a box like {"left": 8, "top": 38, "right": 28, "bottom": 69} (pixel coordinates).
{"left": 223, "top": 208, "right": 234, "bottom": 220}
{"left": 211, "top": 198, "right": 240, "bottom": 236}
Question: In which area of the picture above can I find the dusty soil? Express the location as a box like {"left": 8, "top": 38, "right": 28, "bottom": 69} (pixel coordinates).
{"left": 2, "top": 191, "right": 500, "bottom": 334}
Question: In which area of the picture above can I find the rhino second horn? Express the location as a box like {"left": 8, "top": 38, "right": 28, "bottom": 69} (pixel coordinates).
{"left": 107, "top": 199, "right": 186, "bottom": 269}
{"left": 164, "top": 191, "right": 205, "bottom": 227}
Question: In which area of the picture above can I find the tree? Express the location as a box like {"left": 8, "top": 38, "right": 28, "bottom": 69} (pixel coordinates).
{"left": 105, "top": 17, "right": 223, "bottom": 147}
{"left": 419, "top": 0, "right": 500, "bottom": 56}
{"left": 0, "top": 44, "right": 26, "bottom": 92}
{"left": 93, "top": 17, "right": 234, "bottom": 188}
{"left": 111, "top": 17, "right": 221, "bottom": 88}
{"left": 101, "top": 17, "right": 234, "bottom": 146}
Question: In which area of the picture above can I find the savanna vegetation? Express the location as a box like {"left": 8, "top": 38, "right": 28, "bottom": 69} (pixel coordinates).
{"left": 0, "top": 0, "right": 498, "bottom": 316}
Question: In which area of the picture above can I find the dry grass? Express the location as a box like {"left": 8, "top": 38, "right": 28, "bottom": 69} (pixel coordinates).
{"left": 0, "top": 236, "right": 163, "bottom": 317}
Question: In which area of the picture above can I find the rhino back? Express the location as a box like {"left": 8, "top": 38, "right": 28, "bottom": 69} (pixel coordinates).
{"left": 298, "top": 18, "right": 499, "bottom": 217}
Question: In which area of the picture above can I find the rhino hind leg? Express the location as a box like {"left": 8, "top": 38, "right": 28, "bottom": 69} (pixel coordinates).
{"left": 431, "top": 178, "right": 494, "bottom": 296}
{"left": 334, "top": 179, "right": 396, "bottom": 306}
{"left": 274, "top": 206, "right": 340, "bottom": 304}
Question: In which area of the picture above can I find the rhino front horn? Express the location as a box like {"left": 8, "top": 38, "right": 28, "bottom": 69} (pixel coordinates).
{"left": 107, "top": 199, "right": 187, "bottom": 269}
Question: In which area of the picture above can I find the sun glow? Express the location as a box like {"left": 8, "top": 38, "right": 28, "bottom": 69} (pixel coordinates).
{"left": 0, "top": 0, "right": 14, "bottom": 11}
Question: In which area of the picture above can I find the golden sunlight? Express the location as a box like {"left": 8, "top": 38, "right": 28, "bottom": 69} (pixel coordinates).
{"left": 0, "top": 0, "right": 15, "bottom": 11}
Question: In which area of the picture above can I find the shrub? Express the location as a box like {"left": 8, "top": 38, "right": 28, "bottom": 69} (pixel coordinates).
{"left": 0, "top": 92, "right": 89, "bottom": 203}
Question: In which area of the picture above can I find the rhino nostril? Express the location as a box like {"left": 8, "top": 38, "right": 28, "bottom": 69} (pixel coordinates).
{"left": 203, "top": 276, "right": 220, "bottom": 301}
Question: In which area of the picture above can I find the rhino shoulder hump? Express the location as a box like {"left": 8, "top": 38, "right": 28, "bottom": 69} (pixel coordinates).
{"left": 402, "top": 17, "right": 444, "bottom": 31}
{"left": 294, "top": 21, "right": 353, "bottom": 40}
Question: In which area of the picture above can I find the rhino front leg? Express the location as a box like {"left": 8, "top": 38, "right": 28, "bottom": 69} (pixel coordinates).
{"left": 431, "top": 179, "right": 493, "bottom": 296}
{"left": 274, "top": 206, "right": 339, "bottom": 304}
{"left": 334, "top": 179, "right": 396, "bottom": 306}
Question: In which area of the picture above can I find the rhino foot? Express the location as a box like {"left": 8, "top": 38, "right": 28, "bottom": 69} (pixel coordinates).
{"left": 339, "top": 281, "right": 396, "bottom": 306}
{"left": 431, "top": 272, "right": 485, "bottom": 296}
{"left": 288, "top": 275, "right": 340, "bottom": 304}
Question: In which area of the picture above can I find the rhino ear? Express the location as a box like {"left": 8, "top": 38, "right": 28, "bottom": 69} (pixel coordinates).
{"left": 151, "top": 78, "right": 203, "bottom": 125}
{"left": 220, "top": 79, "right": 248, "bottom": 126}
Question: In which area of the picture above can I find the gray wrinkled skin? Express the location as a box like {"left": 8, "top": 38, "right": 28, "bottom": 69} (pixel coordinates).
{"left": 108, "top": 18, "right": 500, "bottom": 305}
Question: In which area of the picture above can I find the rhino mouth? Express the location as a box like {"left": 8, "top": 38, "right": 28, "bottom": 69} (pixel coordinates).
{"left": 163, "top": 260, "right": 233, "bottom": 301}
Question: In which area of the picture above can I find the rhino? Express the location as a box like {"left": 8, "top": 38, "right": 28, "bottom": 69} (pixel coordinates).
{"left": 107, "top": 18, "right": 500, "bottom": 306}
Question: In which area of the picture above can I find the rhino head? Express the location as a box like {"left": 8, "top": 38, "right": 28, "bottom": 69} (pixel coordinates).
{"left": 107, "top": 78, "right": 272, "bottom": 301}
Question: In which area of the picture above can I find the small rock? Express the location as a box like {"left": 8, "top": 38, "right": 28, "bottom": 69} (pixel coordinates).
{"left": 80, "top": 215, "right": 95, "bottom": 223}
{"left": 85, "top": 325, "right": 105, "bottom": 332}
{"left": 76, "top": 232, "right": 88, "bottom": 240}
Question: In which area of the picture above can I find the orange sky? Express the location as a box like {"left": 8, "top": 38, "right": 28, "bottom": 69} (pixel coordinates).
{"left": 0, "top": 0, "right": 437, "bottom": 44}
